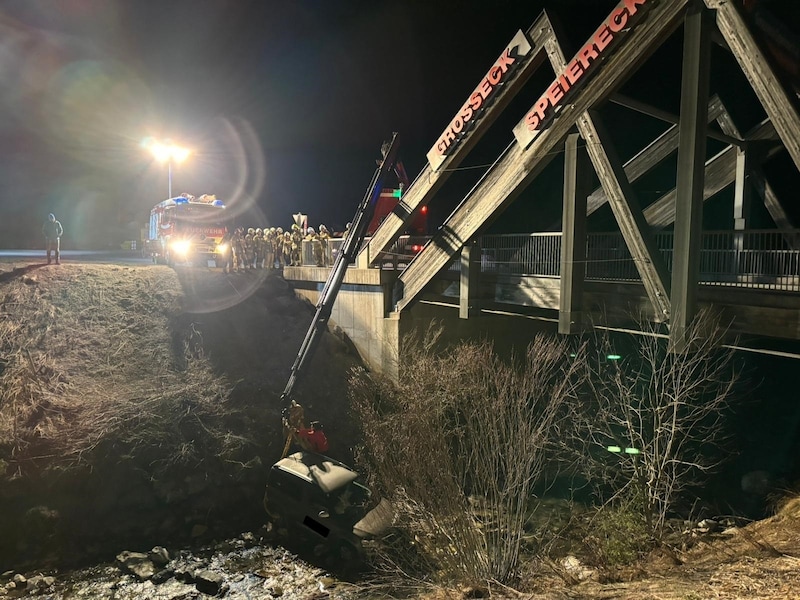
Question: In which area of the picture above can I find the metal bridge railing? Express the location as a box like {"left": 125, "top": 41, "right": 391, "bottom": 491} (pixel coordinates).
{"left": 478, "top": 230, "right": 800, "bottom": 291}
{"left": 311, "top": 230, "right": 799, "bottom": 292}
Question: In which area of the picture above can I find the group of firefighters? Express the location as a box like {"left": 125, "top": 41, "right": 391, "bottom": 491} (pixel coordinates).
{"left": 220, "top": 223, "right": 334, "bottom": 273}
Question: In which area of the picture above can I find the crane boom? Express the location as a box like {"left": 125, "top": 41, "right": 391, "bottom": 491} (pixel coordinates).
{"left": 280, "top": 133, "right": 400, "bottom": 404}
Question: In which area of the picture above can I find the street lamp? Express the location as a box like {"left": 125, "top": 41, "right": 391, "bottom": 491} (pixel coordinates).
{"left": 149, "top": 141, "right": 190, "bottom": 198}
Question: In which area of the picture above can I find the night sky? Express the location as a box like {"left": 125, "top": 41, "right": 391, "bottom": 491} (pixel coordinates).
{"left": 0, "top": 0, "right": 797, "bottom": 248}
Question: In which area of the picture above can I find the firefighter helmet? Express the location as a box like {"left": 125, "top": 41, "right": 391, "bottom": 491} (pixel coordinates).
{"left": 307, "top": 227, "right": 315, "bottom": 234}
{"left": 247, "top": 227, "right": 255, "bottom": 235}
{"left": 277, "top": 227, "right": 283, "bottom": 234}
{"left": 255, "top": 228, "right": 262, "bottom": 235}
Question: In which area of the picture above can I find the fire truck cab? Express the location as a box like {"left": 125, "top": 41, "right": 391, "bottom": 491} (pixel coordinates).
{"left": 147, "top": 194, "right": 228, "bottom": 267}
{"left": 366, "top": 188, "right": 427, "bottom": 236}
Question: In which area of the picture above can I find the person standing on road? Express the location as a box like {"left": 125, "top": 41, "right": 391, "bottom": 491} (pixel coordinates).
{"left": 42, "top": 213, "right": 63, "bottom": 265}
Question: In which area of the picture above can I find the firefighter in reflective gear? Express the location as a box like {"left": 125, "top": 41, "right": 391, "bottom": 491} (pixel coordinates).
{"left": 276, "top": 228, "right": 286, "bottom": 267}
{"left": 281, "top": 400, "right": 306, "bottom": 458}
{"left": 264, "top": 227, "right": 276, "bottom": 269}
{"left": 253, "top": 228, "right": 263, "bottom": 268}
{"left": 281, "top": 231, "right": 292, "bottom": 267}
{"left": 306, "top": 227, "right": 324, "bottom": 267}
{"left": 290, "top": 224, "right": 303, "bottom": 266}
{"left": 233, "top": 227, "right": 246, "bottom": 271}
{"left": 244, "top": 228, "right": 255, "bottom": 269}
{"left": 318, "top": 224, "right": 330, "bottom": 267}
{"left": 42, "top": 213, "right": 63, "bottom": 265}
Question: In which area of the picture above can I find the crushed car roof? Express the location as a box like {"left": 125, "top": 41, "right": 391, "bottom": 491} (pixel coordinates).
{"left": 274, "top": 452, "right": 359, "bottom": 494}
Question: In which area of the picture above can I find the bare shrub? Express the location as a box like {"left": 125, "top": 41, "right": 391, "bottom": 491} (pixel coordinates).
{"left": 567, "top": 309, "right": 742, "bottom": 540}
{"left": 349, "top": 326, "right": 586, "bottom": 587}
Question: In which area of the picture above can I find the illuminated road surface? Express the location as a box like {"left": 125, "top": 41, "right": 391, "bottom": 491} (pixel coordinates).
{"left": 0, "top": 249, "right": 152, "bottom": 266}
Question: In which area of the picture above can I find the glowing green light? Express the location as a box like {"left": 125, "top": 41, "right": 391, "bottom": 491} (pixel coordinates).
{"left": 392, "top": 189, "right": 402, "bottom": 198}
{"left": 624, "top": 447, "right": 641, "bottom": 455}
{"left": 607, "top": 446, "right": 622, "bottom": 453}
{"left": 569, "top": 353, "right": 577, "bottom": 358}
{"left": 606, "top": 354, "right": 622, "bottom": 361}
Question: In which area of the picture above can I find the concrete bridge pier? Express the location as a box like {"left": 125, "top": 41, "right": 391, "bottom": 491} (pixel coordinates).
{"left": 286, "top": 265, "right": 403, "bottom": 379}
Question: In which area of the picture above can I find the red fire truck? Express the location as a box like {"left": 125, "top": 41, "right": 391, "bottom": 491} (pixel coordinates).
{"left": 146, "top": 194, "right": 228, "bottom": 267}
{"left": 366, "top": 188, "right": 428, "bottom": 236}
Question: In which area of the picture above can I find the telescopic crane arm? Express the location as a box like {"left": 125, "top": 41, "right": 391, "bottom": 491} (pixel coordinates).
{"left": 280, "top": 133, "right": 401, "bottom": 408}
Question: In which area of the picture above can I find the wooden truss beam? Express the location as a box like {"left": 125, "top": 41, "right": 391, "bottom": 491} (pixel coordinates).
{"left": 643, "top": 119, "right": 781, "bottom": 228}
{"left": 705, "top": 0, "right": 800, "bottom": 170}
{"left": 394, "top": 0, "right": 690, "bottom": 313}
{"left": 358, "top": 14, "right": 552, "bottom": 267}
{"left": 545, "top": 36, "right": 672, "bottom": 319}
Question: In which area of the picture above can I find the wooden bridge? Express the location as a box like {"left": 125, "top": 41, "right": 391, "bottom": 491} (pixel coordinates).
{"left": 285, "top": 0, "right": 800, "bottom": 372}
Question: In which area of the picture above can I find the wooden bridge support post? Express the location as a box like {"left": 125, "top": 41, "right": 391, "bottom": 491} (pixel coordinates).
{"left": 459, "top": 239, "right": 481, "bottom": 319}
{"left": 733, "top": 144, "right": 751, "bottom": 233}
{"left": 670, "top": 0, "right": 712, "bottom": 352}
{"left": 559, "top": 133, "right": 590, "bottom": 334}
{"left": 733, "top": 143, "right": 752, "bottom": 275}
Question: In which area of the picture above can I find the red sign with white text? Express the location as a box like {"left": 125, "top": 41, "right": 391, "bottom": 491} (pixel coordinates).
{"left": 427, "top": 30, "right": 533, "bottom": 171}
{"left": 513, "top": 0, "right": 650, "bottom": 149}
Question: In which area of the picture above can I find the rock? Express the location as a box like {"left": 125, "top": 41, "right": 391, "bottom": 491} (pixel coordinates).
{"left": 116, "top": 551, "right": 156, "bottom": 580}
{"left": 151, "top": 568, "right": 173, "bottom": 584}
{"left": 174, "top": 567, "right": 195, "bottom": 583}
{"left": 696, "top": 519, "right": 720, "bottom": 533}
{"left": 0, "top": 572, "right": 11, "bottom": 581}
{"left": 241, "top": 531, "right": 256, "bottom": 546}
{"left": 561, "top": 554, "right": 594, "bottom": 581}
{"left": 270, "top": 584, "right": 284, "bottom": 596}
{"left": 318, "top": 576, "right": 336, "bottom": 590}
{"left": 148, "top": 546, "right": 170, "bottom": 567}
{"left": 194, "top": 569, "right": 224, "bottom": 596}
{"left": 11, "top": 574, "right": 26, "bottom": 588}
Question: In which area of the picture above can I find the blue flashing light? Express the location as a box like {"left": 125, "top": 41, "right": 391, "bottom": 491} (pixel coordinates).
{"left": 212, "top": 200, "right": 225, "bottom": 207}
{"left": 174, "top": 196, "right": 189, "bottom": 204}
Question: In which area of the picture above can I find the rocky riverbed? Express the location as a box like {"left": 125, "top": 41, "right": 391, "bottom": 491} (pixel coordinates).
{"left": 1, "top": 532, "right": 356, "bottom": 599}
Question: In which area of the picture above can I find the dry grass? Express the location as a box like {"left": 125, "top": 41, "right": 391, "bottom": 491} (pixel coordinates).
{"left": 0, "top": 264, "right": 250, "bottom": 476}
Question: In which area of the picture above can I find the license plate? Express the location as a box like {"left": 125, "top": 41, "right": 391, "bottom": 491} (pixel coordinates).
{"left": 207, "top": 259, "right": 216, "bottom": 268}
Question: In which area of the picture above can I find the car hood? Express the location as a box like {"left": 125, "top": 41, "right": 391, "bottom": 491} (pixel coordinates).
{"left": 352, "top": 498, "right": 394, "bottom": 539}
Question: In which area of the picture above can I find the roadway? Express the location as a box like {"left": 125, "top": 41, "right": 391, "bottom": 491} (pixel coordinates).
{"left": 0, "top": 249, "right": 153, "bottom": 266}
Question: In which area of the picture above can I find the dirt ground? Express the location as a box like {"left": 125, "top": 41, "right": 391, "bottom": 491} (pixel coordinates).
{"left": 521, "top": 508, "right": 800, "bottom": 599}
{"left": 1, "top": 259, "right": 798, "bottom": 599}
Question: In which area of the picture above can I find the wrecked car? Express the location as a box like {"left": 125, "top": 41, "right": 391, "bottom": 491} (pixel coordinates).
{"left": 263, "top": 451, "right": 393, "bottom": 561}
